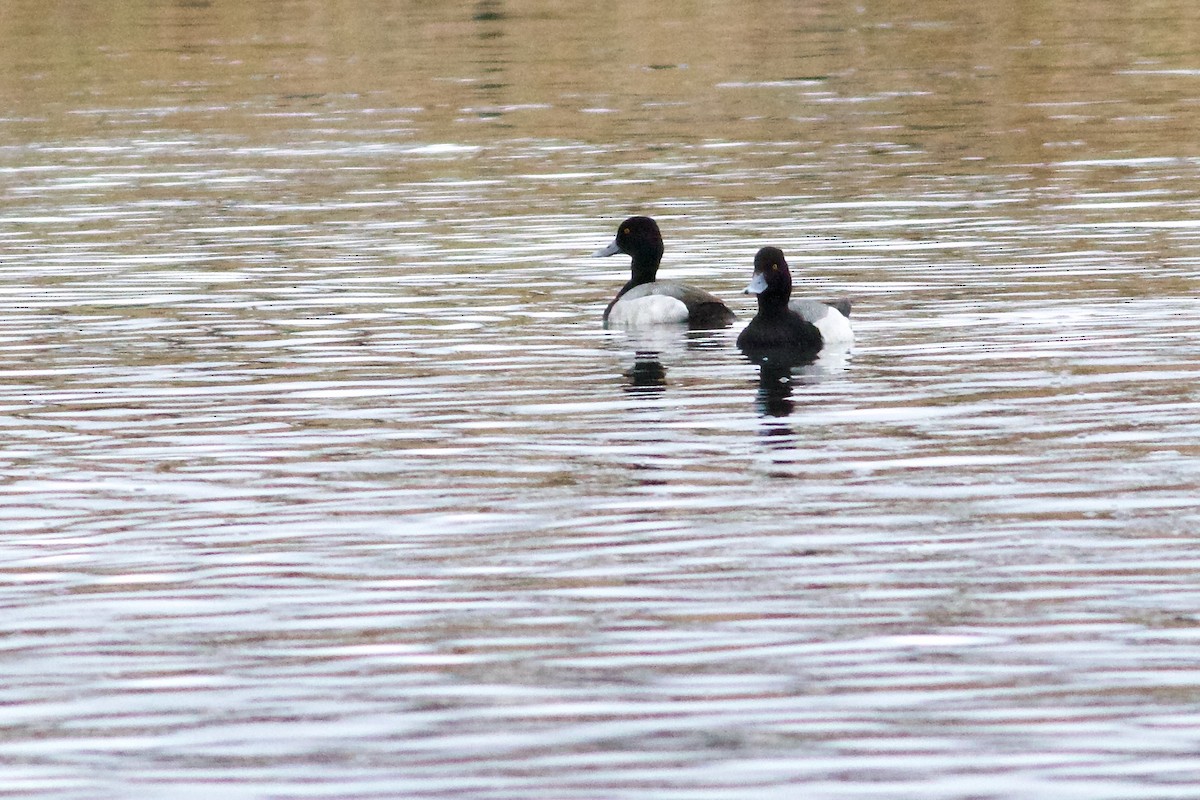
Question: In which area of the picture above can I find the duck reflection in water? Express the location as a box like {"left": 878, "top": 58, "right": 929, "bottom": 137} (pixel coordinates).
{"left": 754, "top": 360, "right": 805, "bottom": 417}
{"left": 623, "top": 351, "right": 668, "bottom": 396}
{"left": 616, "top": 327, "right": 729, "bottom": 397}
{"left": 747, "top": 345, "right": 854, "bottom": 420}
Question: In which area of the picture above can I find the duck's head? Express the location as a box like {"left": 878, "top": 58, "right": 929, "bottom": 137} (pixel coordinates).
{"left": 593, "top": 216, "right": 665, "bottom": 278}
{"left": 744, "top": 246, "right": 792, "bottom": 302}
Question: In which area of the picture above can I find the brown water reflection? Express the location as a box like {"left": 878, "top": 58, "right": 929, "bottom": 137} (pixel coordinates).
{"left": 5, "top": 0, "right": 1200, "bottom": 155}
{"left": 3, "top": 1, "right": 1200, "bottom": 799}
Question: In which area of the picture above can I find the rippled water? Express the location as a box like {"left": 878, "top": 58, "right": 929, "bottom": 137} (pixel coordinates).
{"left": 3, "top": 2, "right": 1200, "bottom": 798}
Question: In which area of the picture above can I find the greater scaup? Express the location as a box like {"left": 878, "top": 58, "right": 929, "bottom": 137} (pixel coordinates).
{"left": 592, "top": 216, "right": 735, "bottom": 329}
{"left": 738, "top": 246, "right": 853, "bottom": 356}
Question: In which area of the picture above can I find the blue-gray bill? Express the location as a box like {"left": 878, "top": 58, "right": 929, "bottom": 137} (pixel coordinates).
{"left": 743, "top": 272, "right": 768, "bottom": 295}
{"left": 592, "top": 239, "right": 622, "bottom": 257}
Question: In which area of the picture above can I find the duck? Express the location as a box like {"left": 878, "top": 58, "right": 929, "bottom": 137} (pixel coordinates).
{"left": 592, "top": 216, "right": 735, "bottom": 329}
{"left": 738, "top": 246, "right": 853, "bottom": 356}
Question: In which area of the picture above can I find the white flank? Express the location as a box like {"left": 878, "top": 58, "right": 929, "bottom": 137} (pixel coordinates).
{"left": 814, "top": 308, "right": 854, "bottom": 345}
{"left": 607, "top": 294, "right": 690, "bottom": 326}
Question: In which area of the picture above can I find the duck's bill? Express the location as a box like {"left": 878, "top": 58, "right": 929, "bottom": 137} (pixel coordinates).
{"left": 592, "top": 239, "right": 622, "bottom": 257}
{"left": 743, "top": 272, "right": 768, "bottom": 295}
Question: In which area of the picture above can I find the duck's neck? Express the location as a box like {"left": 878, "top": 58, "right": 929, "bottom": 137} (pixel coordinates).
{"left": 626, "top": 250, "right": 662, "bottom": 290}
{"left": 756, "top": 288, "right": 791, "bottom": 316}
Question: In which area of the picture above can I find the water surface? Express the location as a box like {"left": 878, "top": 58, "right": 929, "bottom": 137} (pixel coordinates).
{"left": 3, "top": 1, "right": 1200, "bottom": 798}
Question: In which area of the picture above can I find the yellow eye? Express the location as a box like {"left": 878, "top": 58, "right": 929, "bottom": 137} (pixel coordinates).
{"left": 623, "top": 227, "right": 631, "bottom": 234}
{"left": 771, "top": 263, "right": 779, "bottom": 271}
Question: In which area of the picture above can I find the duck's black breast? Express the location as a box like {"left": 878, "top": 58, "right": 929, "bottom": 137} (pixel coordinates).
{"left": 737, "top": 310, "right": 823, "bottom": 351}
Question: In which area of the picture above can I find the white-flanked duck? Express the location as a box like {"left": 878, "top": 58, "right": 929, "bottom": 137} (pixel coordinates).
{"left": 593, "top": 216, "right": 735, "bottom": 329}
